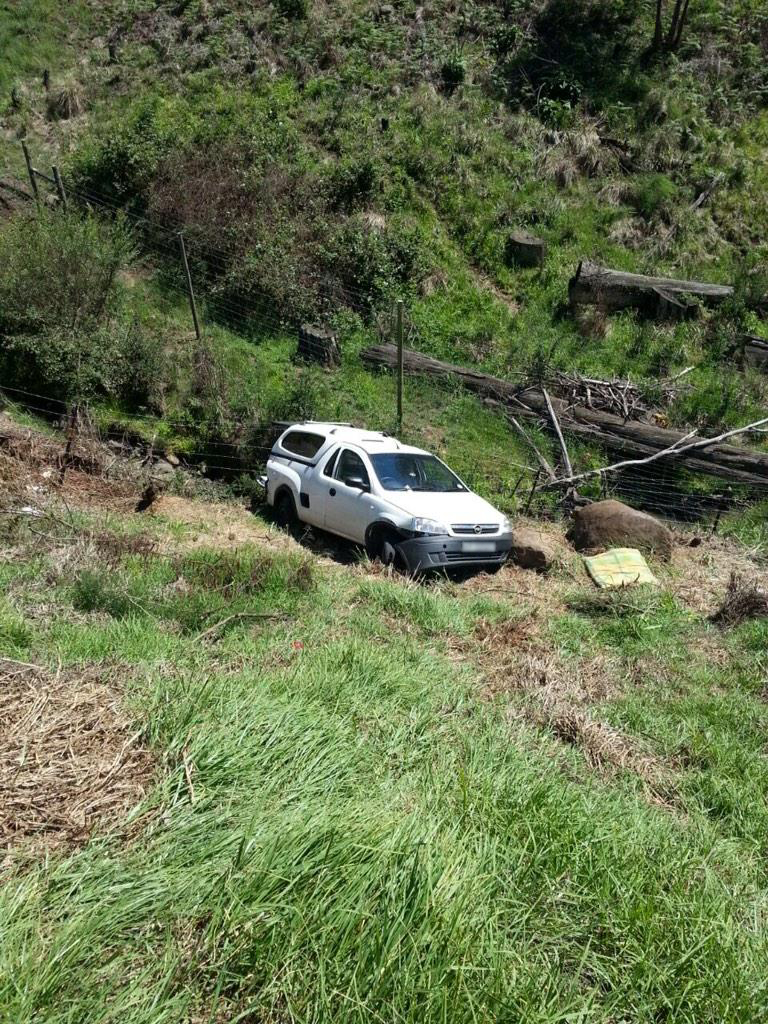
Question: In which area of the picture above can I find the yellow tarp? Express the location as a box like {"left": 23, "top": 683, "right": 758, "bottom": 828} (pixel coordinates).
{"left": 583, "top": 547, "right": 658, "bottom": 589}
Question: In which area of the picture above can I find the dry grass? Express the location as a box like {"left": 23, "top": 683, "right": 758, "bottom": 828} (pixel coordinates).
{"left": 665, "top": 533, "right": 767, "bottom": 616}
{"left": 45, "top": 80, "right": 85, "bottom": 121}
{"left": 710, "top": 572, "right": 768, "bottom": 627}
{"left": 540, "top": 123, "right": 620, "bottom": 187}
{"left": 0, "top": 658, "right": 154, "bottom": 866}
{"left": 150, "top": 494, "right": 295, "bottom": 553}
{"left": 464, "top": 616, "right": 678, "bottom": 803}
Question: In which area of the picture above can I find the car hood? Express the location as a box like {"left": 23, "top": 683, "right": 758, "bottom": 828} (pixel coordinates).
{"left": 383, "top": 489, "right": 506, "bottom": 528}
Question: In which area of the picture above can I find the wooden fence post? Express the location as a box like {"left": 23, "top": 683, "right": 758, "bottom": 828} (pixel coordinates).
{"left": 524, "top": 468, "right": 542, "bottom": 515}
{"left": 395, "top": 299, "right": 404, "bottom": 436}
{"left": 52, "top": 165, "right": 68, "bottom": 210}
{"left": 58, "top": 403, "right": 79, "bottom": 484}
{"left": 21, "top": 142, "right": 40, "bottom": 204}
{"left": 177, "top": 232, "right": 202, "bottom": 341}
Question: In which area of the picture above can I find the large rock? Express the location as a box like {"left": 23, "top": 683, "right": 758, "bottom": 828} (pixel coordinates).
{"left": 566, "top": 500, "right": 673, "bottom": 560}
{"left": 508, "top": 527, "right": 555, "bottom": 571}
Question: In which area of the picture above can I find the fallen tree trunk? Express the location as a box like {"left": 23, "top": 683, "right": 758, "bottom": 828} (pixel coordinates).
{"left": 361, "top": 344, "right": 768, "bottom": 485}
{"left": 568, "top": 260, "right": 733, "bottom": 319}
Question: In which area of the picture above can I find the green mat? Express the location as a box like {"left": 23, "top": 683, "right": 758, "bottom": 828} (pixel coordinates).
{"left": 584, "top": 547, "right": 658, "bottom": 589}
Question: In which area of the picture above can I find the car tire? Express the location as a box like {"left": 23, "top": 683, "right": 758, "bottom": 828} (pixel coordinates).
{"left": 368, "top": 527, "right": 405, "bottom": 571}
{"left": 380, "top": 539, "right": 398, "bottom": 566}
{"left": 274, "top": 490, "right": 297, "bottom": 530}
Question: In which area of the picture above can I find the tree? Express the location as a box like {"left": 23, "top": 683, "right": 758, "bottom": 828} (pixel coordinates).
{"left": 650, "top": 0, "right": 693, "bottom": 53}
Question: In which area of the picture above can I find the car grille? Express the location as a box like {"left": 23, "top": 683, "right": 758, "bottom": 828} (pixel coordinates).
{"left": 444, "top": 550, "right": 505, "bottom": 562}
{"left": 451, "top": 524, "right": 499, "bottom": 535}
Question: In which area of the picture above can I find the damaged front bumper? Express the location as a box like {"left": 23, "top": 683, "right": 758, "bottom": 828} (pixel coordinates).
{"left": 396, "top": 534, "right": 513, "bottom": 574}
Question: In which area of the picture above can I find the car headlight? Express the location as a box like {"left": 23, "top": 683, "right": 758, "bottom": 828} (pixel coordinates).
{"left": 410, "top": 517, "right": 450, "bottom": 536}
{"left": 501, "top": 517, "right": 512, "bottom": 533}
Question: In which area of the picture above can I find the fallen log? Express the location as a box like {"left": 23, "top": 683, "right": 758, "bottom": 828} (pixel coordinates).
{"left": 361, "top": 344, "right": 768, "bottom": 486}
{"left": 568, "top": 260, "right": 733, "bottom": 319}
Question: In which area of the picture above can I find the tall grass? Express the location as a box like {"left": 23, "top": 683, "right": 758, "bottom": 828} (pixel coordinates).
{"left": 1, "top": 527, "right": 767, "bottom": 1022}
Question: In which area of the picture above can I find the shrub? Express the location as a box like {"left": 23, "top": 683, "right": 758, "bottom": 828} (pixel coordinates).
{"left": 0, "top": 210, "right": 134, "bottom": 336}
{"left": 274, "top": 0, "right": 309, "bottom": 18}
{"left": 629, "top": 173, "right": 680, "bottom": 220}
{"left": 0, "top": 210, "right": 165, "bottom": 405}
{"left": 440, "top": 52, "right": 466, "bottom": 96}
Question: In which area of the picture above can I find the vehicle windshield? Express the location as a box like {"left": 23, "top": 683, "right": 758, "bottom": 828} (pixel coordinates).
{"left": 369, "top": 453, "right": 466, "bottom": 492}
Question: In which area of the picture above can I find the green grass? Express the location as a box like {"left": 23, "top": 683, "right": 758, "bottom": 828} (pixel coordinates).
{"left": 1, "top": 503, "right": 768, "bottom": 1022}
{"left": 0, "top": 0, "right": 93, "bottom": 104}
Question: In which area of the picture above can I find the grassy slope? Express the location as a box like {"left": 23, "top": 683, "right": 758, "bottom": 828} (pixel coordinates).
{"left": 2, "top": 8, "right": 768, "bottom": 1016}
{"left": 2, "top": 490, "right": 768, "bottom": 1021}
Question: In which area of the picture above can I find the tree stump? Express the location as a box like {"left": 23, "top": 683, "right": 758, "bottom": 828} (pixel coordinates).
{"left": 505, "top": 231, "right": 547, "bottom": 268}
{"left": 742, "top": 335, "right": 768, "bottom": 372}
{"left": 297, "top": 325, "right": 341, "bottom": 367}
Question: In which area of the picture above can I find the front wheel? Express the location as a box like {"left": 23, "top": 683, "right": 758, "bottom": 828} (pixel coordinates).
{"left": 274, "top": 490, "right": 297, "bottom": 530}
{"left": 367, "top": 527, "right": 406, "bottom": 571}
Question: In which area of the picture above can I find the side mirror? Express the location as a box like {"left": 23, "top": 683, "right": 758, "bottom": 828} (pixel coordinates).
{"left": 344, "top": 475, "right": 369, "bottom": 492}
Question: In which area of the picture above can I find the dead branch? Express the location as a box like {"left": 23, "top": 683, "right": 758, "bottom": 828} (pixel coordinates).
{"left": 543, "top": 388, "right": 573, "bottom": 477}
{"left": 541, "top": 417, "right": 768, "bottom": 489}
{"left": 508, "top": 416, "right": 555, "bottom": 481}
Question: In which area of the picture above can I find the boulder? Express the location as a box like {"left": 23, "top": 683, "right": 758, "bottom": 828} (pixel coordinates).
{"left": 566, "top": 500, "right": 673, "bottom": 561}
{"left": 150, "top": 458, "right": 178, "bottom": 480}
{"left": 508, "top": 527, "right": 555, "bottom": 571}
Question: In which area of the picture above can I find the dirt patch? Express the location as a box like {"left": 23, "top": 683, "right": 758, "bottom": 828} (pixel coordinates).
{"left": 0, "top": 412, "right": 142, "bottom": 514}
{"left": 150, "top": 494, "right": 297, "bottom": 553}
{"left": 665, "top": 533, "right": 767, "bottom": 616}
{"left": 0, "top": 658, "right": 155, "bottom": 866}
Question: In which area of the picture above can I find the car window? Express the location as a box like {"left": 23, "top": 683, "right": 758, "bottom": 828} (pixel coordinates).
{"left": 369, "top": 453, "right": 465, "bottom": 492}
{"left": 322, "top": 448, "right": 340, "bottom": 477}
{"left": 281, "top": 430, "right": 325, "bottom": 459}
{"left": 336, "top": 449, "right": 370, "bottom": 487}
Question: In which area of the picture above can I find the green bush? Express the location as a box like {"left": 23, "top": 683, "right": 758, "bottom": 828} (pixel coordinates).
{"left": 630, "top": 173, "right": 680, "bottom": 220}
{"left": 274, "top": 0, "right": 309, "bottom": 18}
{"left": 0, "top": 210, "right": 165, "bottom": 405}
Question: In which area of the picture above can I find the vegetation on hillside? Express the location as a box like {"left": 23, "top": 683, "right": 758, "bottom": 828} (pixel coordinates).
{"left": 3, "top": 6, "right": 768, "bottom": 1019}
{"left": 2, "top": 2, "right": 768, "bottom": 448}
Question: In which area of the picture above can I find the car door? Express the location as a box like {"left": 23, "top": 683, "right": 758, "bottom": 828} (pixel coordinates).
{"left": 324, "top": 447, "right": 374, "bottom": 543}
{"left": 301, "top": 445, "right": 339, "bottom": 528}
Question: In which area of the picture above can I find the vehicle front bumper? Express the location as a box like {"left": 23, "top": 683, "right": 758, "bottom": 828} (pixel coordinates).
{"left": 396, "top": 534, "right": 513, "bottom": 574}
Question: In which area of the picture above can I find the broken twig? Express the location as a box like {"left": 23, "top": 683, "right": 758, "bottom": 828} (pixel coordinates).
{"left": 543, "top": 389, "right": 573, "bottom": 478}
{"left": 509, "top": 416, "right": 555, "bottom": 481}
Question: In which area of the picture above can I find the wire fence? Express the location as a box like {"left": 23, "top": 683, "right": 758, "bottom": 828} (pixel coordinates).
{"left": 2, "top": 156, "right": 768, "bottom": 529}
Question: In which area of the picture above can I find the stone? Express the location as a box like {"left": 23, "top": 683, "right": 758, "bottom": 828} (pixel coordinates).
{"left": 505, "top": 230, "right": 547, "bottom": 268}
{"left": 150, "top": 459, "right": 178, "bottom": 480}
{"left": 508, "top": 527, "right": 556, "bottom": 571}
{"left": 566, "top": 499, "right": 674, "bottom": 561}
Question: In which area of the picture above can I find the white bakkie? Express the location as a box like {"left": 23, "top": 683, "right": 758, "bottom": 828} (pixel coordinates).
{"left": 264, "top": 422, "right": 513, "bottom": 573}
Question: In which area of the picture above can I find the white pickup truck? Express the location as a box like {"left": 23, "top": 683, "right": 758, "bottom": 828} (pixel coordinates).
{"left": 263, "top": 422, "right": 513, "bottom": 573}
